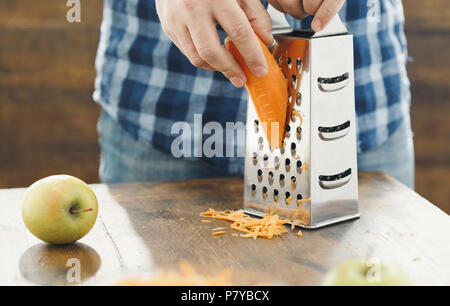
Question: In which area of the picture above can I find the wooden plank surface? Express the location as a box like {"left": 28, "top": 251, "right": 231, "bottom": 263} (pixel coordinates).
{"left": 0, "top": 172, "right": 449, "bottom": 286}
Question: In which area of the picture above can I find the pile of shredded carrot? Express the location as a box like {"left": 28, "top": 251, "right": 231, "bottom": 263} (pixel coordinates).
{"left": 200, "top": 209, "right": 290, "bottom": 239}
{"left": 115, "top": 261, "right": 232, "bottom": 286}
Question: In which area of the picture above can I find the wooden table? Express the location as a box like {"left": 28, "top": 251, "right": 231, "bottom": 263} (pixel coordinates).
{"left": 1, "top": 172, "right": 449, "bottom": 285}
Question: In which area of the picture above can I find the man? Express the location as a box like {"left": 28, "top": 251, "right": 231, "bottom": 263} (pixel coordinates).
{"left": 94, "top": 0, "right": 414, "bottom": 188}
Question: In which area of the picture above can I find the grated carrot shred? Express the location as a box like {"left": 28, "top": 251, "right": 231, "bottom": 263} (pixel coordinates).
{"left": 285, "top": 195, "right": 293, "bottom": 206}
{"left": 303, "top": 162, "right": 309, "bottom": 170}
{"left": 212, "top": 231, "right": 227, "bottom": 236}
{"left": 211, "top": 227, "right": 226, "bottom": 231}
{"left": 292, "top": 110, "right": 303, "bottom": 126}
{"left": 200, "top": 209, "right": 289, "bottom": 240}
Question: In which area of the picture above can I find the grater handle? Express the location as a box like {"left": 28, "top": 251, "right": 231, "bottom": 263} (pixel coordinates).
{"left": 311, "top": 14, "right": 348, "bottom": 38}
{"left": 268, "top": 4, "right": 348, "bottom": 37}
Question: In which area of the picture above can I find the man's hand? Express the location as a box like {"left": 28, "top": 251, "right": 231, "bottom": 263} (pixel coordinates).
{"left": 156, "top": 0, "right": 274, "bottom": 88}
{"left": 268, "top": 0, "right": 345, "bottom": 32}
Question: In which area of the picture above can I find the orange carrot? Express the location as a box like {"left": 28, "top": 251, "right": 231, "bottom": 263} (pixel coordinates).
{"left": 273, "top": 40, "right": 307, "bottom": 127}
{"left": 226, "top": 37, "right": 288, "bottom": 149}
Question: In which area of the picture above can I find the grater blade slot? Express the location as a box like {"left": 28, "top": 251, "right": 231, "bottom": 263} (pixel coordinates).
{"left": 319, "top": 168, "right": 352, "bottom": 189}
{"left": 318, "top": 72, "right": 350, "bottom": 92}
{"left": 318, "top": 120, "right": 351, "bottom": 140}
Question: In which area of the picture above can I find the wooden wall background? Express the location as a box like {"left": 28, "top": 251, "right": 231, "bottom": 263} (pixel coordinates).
{"left": 0, "top": 1, "right": 449, "bottom": 213}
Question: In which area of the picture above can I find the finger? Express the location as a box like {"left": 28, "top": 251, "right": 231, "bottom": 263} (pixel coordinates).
{"left": 267, "top": 0, "right": 284, "bottom": 12}
{"left": 162, "top": 28, "right": 186, "bottom": 56}
{"left": 274, "top": 0, "right": 308, "bottom": 19}
{"left": 311, "top": 0, "right": 345, "bottom": 32}
{"left": 187, "top": 16, "right": 247, "bottom": 87}
{"left": 237, "top": 0, "right": 274, "bottom": 46}
{"left": 176, "top": 26, "right": 215, "bottom": 71}
{"left": 302, "top": 0, "right": 324, "bottom": 15}
{"left": 167, "top": 32, "right": 184, "bottom": 54}
{"left": 215, "top": 1, "right": 268, "bottom": 77}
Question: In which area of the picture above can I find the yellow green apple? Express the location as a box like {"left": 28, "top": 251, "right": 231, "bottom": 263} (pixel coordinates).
{"left": 322, "top": 258, "right": 411, "bottom": 286}
{"left": 22, "top": 175, "right": 98, "bottom": 244}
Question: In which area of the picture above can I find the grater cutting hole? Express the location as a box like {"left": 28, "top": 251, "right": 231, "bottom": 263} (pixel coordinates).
{"left": 288, "top": 94, "right": 292, "bottom": 104}
{"left": 277, "top": 56, "right": 282, "bottom": 66}
{"left": 297, "top": 194, "right": 303, "bottom": 200}
{"left": 268, "top": 171, "right": 274, "bottom": 185}
{"left": 318, "top": 72, "right": 350, "bottom": 92}
{"left": 274, "top": 156, "right": 280, "bottom": 169}
{"left": 296, "top": 58, "right": 303, "bottom": 73}
{"left": 258, "top": 137, "right": 264, "bottom": 150}
{"left": 273, "top": 189, "right": 279, "bottom": 202}
{"left": 286, "top": 57, "right": 292, "bottom": 69}
{"left": 285, "top": 125, "right": 291, "bottom": 138}
{"left": 296, "top": 127, "right": 302, "bottom": 140}
{"left": 292, "top": 75, "right": 298, "bottom": 89}
{"left": 318, "top": 73, "right": 349, "bottom": 84}
{"left": 296, "top": 160, "right": 302, "bottom": 169}
{"left": 290, "top": 143, "right": 296, "bottom": 155}
{"left": 251, "top": 184, "right": 256, "bottom": 197}
{"left": 285, "top": 158, "right": 291, "bottom": 172}
{"left": 263, "top": 154, "right": 269, "bottom": 166}
{"left": 257, "top": 169, "right": 263, "bottom": 182}
{"left": 284, "top": 191, "right": 293, "bottom": 206}
{"left": 280, "top": 146, "right": 285, "bottom": 155}
{"left": 318, "top": 121, "right": 351, "bottom": 140}
{"left": 254, "top": 120, "right": 259, "bottom": 133}
{"left": 252, "top": 155, "right": 258, "bottom": 166}
{"left": 290, "top": 176, "right": 297, "bottom": 191}
{"left": 262, "top": 186, "right": 268, "bottom": 199}
{"left": 319, "top": 168, "right": 352, "bottom": 189}
{"left": 296, "top": 92, "right": 302, "bottom": 106}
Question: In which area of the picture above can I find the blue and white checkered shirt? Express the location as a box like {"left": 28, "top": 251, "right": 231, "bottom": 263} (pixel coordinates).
{"left": 94, "top": 0, "right": 410, "bottom": 175}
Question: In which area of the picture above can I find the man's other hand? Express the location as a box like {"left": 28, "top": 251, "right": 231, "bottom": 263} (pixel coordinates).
{"left": 268, "top": 0, "right": 345, "bottom": 32}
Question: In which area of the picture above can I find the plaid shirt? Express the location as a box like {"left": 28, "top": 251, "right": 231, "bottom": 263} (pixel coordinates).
{"left": 94, "top": 0, "right": 410, "bottom": 175}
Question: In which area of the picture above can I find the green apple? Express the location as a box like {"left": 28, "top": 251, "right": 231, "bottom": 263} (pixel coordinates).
{"left": 22, "top": 175, "right": 98, "bottom": 244}
{"left": 322, "top": 258, "right": 411, "bottom": 286}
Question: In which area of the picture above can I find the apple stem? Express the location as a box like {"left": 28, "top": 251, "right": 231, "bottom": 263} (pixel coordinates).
{"left": 70, "top": 208, "right": 93, "bottom": 214}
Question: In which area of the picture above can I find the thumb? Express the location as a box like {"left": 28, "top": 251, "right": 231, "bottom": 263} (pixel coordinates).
{"left": 238, "top": 0, "right": 274, "bottom": 46}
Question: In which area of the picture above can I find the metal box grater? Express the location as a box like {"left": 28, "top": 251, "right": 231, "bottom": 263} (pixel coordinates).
{"left": 243, "top": 14, "right": 360, "bottom": 229}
